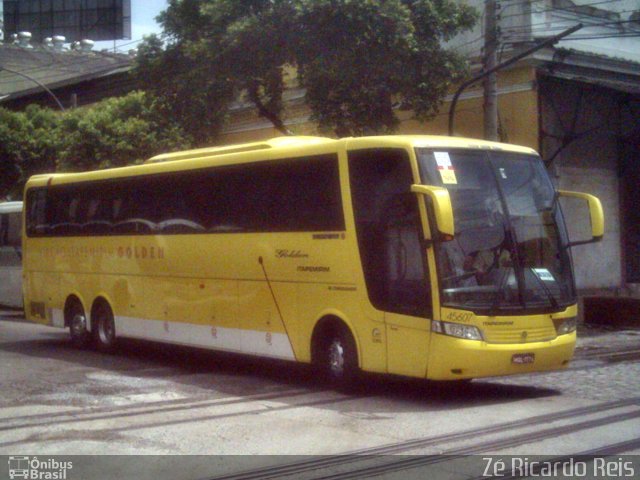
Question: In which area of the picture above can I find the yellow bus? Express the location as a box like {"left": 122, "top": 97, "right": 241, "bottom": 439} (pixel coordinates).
{"left": 22, "top": 136, "right": 603, "bottom": 384}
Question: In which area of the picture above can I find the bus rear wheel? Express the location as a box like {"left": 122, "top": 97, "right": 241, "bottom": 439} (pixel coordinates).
{"left": 67, "top": 300, "right": 90, "bottom": 349}
{"left": 93, "top": 301, "right": 116, "bottom": 353}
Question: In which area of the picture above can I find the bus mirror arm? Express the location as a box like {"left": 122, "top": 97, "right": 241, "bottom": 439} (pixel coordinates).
{"left": 557, "top": 190, "right": 604, "bottom": 247}
{"left": 410, "top": 184, "right": 455, "bottom": 240}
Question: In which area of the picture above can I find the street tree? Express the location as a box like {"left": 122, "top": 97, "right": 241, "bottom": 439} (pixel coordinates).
{"left": 0, "top": 92, "right": 191, "bottom": 198}
{"left": 135, "top": 0, "right": 477, "bottom": 139}
{"left": 0, "top": 106, "right": 60, "bottom": 199}
{"left": 58, "top": 91, "right": 190, "bottom": 172}
{"left": 0, "top": 108, "right": 26, "bottom": 199}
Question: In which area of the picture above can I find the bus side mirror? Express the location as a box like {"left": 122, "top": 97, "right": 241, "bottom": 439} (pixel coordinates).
{"left": 411, "top": 184, "right": 454, "bottom": 240}
{"left": 558, "top": 190, "right": 604, "bottom": 247}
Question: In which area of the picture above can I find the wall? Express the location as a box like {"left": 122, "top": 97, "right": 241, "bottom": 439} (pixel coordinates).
{"left": 396, "top": 66, "right": 539, "bottom": 150}
{"left": 539, "top": 76, "right": 625, "bottom": 290}
{"left": 219, "top": 66, "right": 540, "bottom": 150}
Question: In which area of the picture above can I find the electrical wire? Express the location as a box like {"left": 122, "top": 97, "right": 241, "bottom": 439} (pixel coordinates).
{"left": 498, "top": 0, "right": 629, "bottom": 22}
{"left": 450, "top": 35, "right": 484, "bottom": 51}
{"left": 0, "top": 44, "right": 132, "bottom": 88}
{"left": 504, "top": 12, "right": 640, "bottom": 33}
{"left": 0, "top": 64, "right": 65, "bottom": 110}
{"left": 0, "top": 64, "right": 132, "bottom": 89}
{"left": 492, "top": 1, "right": 640, "bottom": 52}
{"left": 448, "top": 0, "right": 637, "bottom": 58}
{"left": 0, "top": 43, "right": 131, "bottom": 70}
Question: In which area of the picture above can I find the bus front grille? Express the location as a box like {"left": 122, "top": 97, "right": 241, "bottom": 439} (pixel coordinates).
{"left": 482, "top": 325, "right": 557, "bottom": 344}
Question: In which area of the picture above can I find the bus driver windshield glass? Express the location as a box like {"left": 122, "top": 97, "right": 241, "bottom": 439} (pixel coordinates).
{"left": 417, "top": 148, "right": 575, "bottom": 313}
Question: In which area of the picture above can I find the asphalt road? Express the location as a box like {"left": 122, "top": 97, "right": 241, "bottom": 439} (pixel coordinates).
{"left": 1, "top": 310, "right": 639, "bottom": 479}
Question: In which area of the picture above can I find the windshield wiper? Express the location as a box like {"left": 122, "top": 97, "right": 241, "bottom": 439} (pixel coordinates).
{"left": 501, "top": 223, "right": 529, "bottom": 309}
{"left": 489, "top": 266, "right": 511, "bottom": 311}
{"left": 489, "top": 222, "right": 515, "bottom": 311}
{"left": 529, "top": 268, "right": 559, "bottom": 309}
{"left": 550, "top": 190, "right": 560, "bottom": 213}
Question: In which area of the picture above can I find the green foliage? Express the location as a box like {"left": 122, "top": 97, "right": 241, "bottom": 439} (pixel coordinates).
{"left": 135, "top": 0, "right": 477, "bottom": 138}
{"left": 136, "top": 0, "right": 300, "bottom": 141}
{"left": 0, "top": 92, "right": 192, "bottom": 199}
{"left": 0, "top": 109, "right": 27, "bottom": 198}
{"left": 297, "top": 0, "right": 477, "bottom": 136}
{"left": 136, "top": 33, "right": 232, "bottom": 145}
{"left": 58, "top": 92, "right": 190, "bottom": 171}
{"left": 0, "top": 105, "right": 60, "bottom": 198}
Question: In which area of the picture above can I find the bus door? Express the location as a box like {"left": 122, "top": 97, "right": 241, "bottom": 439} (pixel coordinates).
{"left": 349, "top": 149, "right": 432, "bottom": 377}
{"left": 382, "top": 193, "right": 432, "bottom": 377}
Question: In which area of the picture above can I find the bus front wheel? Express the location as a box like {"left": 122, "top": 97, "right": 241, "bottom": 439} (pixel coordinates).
{"left": 322, "top": 327, "right": 359, "bottom": 390}
{"left": 93, "top": 301, "right": 116, "bottom": 353}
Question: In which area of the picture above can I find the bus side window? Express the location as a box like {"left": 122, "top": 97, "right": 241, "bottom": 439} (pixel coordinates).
{"left": 348, "top": 148, "right": 431, "bottom": 318}
{"left": 26, "top": 189, "right": 48, "bottom": 236}
{"left": 8, "top": 212, "right": 21, "bottom": 248}
{"left": 0, "top": 214, "right": 7, "bottom": 246}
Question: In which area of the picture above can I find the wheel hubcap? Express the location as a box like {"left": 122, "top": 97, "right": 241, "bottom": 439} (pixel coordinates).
{"left": 328, "top": 340, "right": 345, "bottom": 377}
{"left": 71, "top": 314, "right": 86, "bottom": 336}
{"left": 99, "top": 313, "right": 113, "bottom": 345}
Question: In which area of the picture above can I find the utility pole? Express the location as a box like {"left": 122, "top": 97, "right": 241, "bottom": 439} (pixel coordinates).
{"left": 483, "top": 0, "right": 499, "bottom": 141}
{"left": 448, "top": 24, "right": 582, "bottom": 137}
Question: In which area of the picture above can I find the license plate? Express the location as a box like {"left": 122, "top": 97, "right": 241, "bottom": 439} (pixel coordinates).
{"left": 512, "top": 353, "right": 535, "bottom": 365}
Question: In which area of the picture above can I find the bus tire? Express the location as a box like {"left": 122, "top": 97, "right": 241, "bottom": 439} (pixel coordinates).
{"left": 321, "top": 326, "right": 359, "bottom": 391}
{"left": 92, "top": 300, "right": 116, "bottom": 353}
{"left": 66, "top": 299, "right": 91, "bottom": 349}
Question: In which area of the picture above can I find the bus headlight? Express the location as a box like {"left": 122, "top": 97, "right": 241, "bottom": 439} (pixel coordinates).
{"left": 553, "top": 317, "right": 577, "bottom": 335}
{"left": 432, "top": 320, "right": 483, "bottom": 341}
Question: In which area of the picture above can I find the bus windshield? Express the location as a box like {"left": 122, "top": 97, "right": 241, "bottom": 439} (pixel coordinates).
{"left": 417, "top": 148, "right": 575, "bottom": 314}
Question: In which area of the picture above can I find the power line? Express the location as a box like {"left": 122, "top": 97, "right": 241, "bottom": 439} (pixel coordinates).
{"left": 499, "top": 0, "right": 629, "bottom": 22}
{"left": 452, "top": 8, "right": 639, "bottom": 58}
{"left": 449, "top": 23, "right": 584, "bottom": 136}
{"left": 448, "top": 0, "right": 637, "bottom": 57}
{"left": 114, "top": 38, "right": 145, "bottom": 49}
{"left": 0, "top": 45, "right": 132, "bottom": 88}
{"left": 450, "top": 35, "right": 484, "bottom": 51}
{"left": 559, "top": 32, "right": 640, "bottom": 39}
{"left": 497, "top": 3, "right": 640, "bottom": 46}
{"left": 501, "top": 18, "right": 640, "bottom": 44}
{"left": 0, "top": 56, "right": 132, "bottom": 89}
{"left": 0, "top": 42, "right": 132, "bottom": 74}
{"left": 0, "top": 65, "right": 65, "bottom": 110}
{"left": 504, "top": 11, "right": 640, "bottom": 32}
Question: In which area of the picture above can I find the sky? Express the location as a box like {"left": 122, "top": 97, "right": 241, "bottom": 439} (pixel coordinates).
{"left": 95, "top": 0, "right": 168, "bottom": 52}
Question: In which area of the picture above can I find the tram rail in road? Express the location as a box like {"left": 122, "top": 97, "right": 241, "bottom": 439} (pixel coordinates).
{"left": 196, "top": 399, "right": 640, "bottom": 480}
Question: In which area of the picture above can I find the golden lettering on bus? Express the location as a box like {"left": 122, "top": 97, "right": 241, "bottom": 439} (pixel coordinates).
{"left": 40, "top": 245, "right": 116, "bottom": 258}
{"left": 117, "top": 246, "right": 165, "bottom": 260}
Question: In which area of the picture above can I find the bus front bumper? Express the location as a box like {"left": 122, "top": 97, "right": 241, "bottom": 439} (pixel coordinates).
{"left": 426, "top": 332, "right": 576, "bottom": 380}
